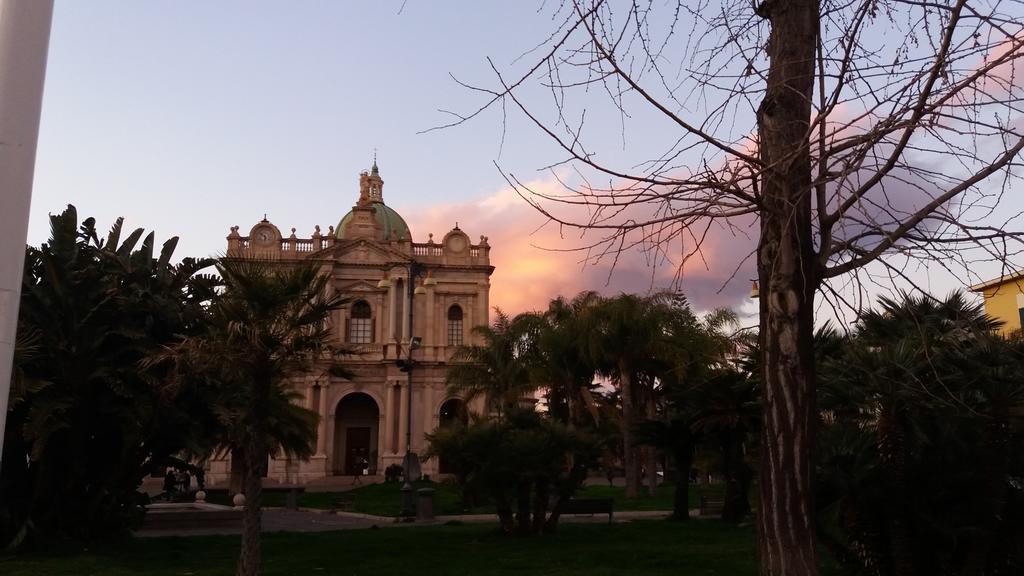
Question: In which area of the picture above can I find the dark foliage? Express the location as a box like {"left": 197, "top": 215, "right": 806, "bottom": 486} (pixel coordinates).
{"left": 1, "top": 206, "right": 216, "bottom": 545}
{"left": 816, "top": 293, "right": 1024, "bottom": 575}
{"left": 146, "top": 257, "right": 352, "bottom": 576}
{"left": 426, "top": 407, "right": 601, "bottom": 535}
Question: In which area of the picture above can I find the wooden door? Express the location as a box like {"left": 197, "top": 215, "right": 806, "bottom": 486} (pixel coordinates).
{"left": 345, "top": 427, "right": 371, "bottom": 476}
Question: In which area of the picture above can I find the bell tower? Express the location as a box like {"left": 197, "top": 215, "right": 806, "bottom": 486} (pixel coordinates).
{"left": 359, "top": 157, "right": 384, "bottom": 203}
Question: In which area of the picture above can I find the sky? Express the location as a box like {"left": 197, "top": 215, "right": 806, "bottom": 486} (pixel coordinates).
{"left": 28, "top": 1, "right": 1022, "bottom": 323}
{"left": 30, "top": 1, "right": 753, "bottom": 318}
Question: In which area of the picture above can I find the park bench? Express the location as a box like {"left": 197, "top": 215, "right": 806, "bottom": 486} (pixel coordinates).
{"left": 699, "top": 495, "right": 724, "bottom": 517}
{"left": 555, "top": 498, "right": 614, "bottom": 524}
{"left": 332, "top": 493, "right": 356, "bottom": 512}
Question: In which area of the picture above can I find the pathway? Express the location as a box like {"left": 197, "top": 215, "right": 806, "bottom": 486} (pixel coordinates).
{"left": 134, "top": 507, "right": 679, "bottom": 538}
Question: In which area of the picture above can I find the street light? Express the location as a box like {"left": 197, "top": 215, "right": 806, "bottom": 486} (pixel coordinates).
{"left": 399, "top": 260, "right": 427, "bottom": 517}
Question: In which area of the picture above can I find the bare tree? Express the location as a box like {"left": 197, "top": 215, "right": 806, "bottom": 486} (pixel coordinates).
{"left": 439, "top": 1, "right": 1024, "bottom": 574}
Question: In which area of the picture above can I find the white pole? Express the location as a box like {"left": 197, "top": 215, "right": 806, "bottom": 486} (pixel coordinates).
{"left": 0, "top": 0, "right": 55, "bottom": 466}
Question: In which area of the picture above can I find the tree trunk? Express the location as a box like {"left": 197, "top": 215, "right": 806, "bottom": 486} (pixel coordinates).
{"left": 722, "top": 433, "right": 752, "bottom": 523}
{"left": 532, "top": 478, "right": 549, "bottom": 534}
{"left": 229, "top": 447, "right": 244, "bottom": 495}
{"left": 543, "top": 507, "right": 562, "bottom": 533}
{"left": 645, "top": 392, "right": 658, "bottom": 495}
{"left": 545, "top": 455, "right": 588, "bottom": 534}
{"left": 515, "top": 480, "right": 532, "bottom": 535}
{"left": 645, "top": 447, "right": 658, "bottom": 495}
{"left": 960, "top": 419, "right": 1011, "bottom": 576}
{"left": 879, "top": 409, "right": 916, "bottom": 576}
{"left": 619, "top": 360, "right": 638, "bottom": 498}
{"left": 756, "top": 0, "right": 820, "bottom": 573}
{"left": 672, "top": 448, "right": 693, "bottom": 521}
{"left": 495, "top": 494, "right": 515, "bottom": 534}
{"left": 236, "top": 438, "right": 263, "bottom": 576}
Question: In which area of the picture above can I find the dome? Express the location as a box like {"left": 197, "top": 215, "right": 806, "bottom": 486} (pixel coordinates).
{"left": 336, "top": 200, "right": 411, "bottom": 241}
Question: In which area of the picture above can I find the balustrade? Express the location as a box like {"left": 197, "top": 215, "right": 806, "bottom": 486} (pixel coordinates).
{"left": 231, "top": 234, "right": 487, "bottom": 262}
{"left": 411, "top": 242, "right": 488, "bottom": 262}
{"left": 412, "top": 244, "right": 443, "bottom": 257}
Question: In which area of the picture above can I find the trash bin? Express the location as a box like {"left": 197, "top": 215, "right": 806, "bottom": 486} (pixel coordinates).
{"left": 416, "top": 488, "right": 436, "bottom": 521}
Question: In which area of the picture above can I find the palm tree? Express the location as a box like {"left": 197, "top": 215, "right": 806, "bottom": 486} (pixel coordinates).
{"left": 691, "top": 367, "right": 759, "bottom": 522}
{"left": 633, "top": 305, "right": 748, "bottom": 518}
{"left": 521, "top": 292, "right": 601, "bottom": 427}
{"left": 446, "top": 310, "right": 535, "bottom": 419}
{"left": 148, "top": 259, "right": 351, "bottom": 576}
{"left": 581, "top": 293, "right": 689, "bottom": 498}
{"left": 817, "top": 292, "right": 1024, "bottom": 574}
{"left": 632, "top": 415, "right": 698, "bottom": 520}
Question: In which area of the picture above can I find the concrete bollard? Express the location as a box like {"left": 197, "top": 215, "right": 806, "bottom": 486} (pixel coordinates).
{"left": 400, "top": 483, "right": 416, "bottom": 519}
{"left": 416, "top": 488, "right": 436, "bottom": 522}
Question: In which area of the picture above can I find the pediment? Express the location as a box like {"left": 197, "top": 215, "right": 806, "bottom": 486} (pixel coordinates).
{"left": 337, "top": 279, "right": 383, "bottom": 293}
{"left": 311, "top": 238, "right": 411, "bottom": 265}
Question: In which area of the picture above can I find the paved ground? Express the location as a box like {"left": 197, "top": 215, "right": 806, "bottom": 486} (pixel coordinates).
{"left": 135, "top": 507, "right": 678, "bottom": 538}
{"left": 136, "top": 475, "right": 680, "bottom": 538}
{"left": 302, "top": 474, "right": 665, "bottom": 491}
{"left": 141, "top": 474, "right": 668, "bottom": 496}
{"left": 136, "top": 509, "right": 380, "bottom": 537}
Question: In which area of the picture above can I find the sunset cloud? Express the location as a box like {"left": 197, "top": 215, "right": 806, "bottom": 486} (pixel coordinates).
{"left": 401, "top": 175, "right": 757, "bottom": 315}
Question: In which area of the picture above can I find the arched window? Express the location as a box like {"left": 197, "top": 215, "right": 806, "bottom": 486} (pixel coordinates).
{"left": 447, "top": 304, "right": 464, "bottom": 346}
{"left": 348, "top": 301, "right": 373, "bottom": 344}
{"left": 438, "top": 398, "right": 468, "bottom": 474}
{"left": 439, "top": 398, "right": 468, "bottom": 427}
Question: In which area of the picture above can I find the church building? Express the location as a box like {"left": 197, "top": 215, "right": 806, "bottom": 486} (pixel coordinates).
{"left": 207, "top": 163, "right": 493, "bottom": 485}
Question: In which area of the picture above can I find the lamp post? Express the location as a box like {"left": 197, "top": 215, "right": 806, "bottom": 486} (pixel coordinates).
{"left": 396, "top": 261, "right": 426, "bottom": 517}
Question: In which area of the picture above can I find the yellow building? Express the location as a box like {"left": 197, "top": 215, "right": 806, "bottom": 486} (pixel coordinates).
{"left": 969, "top": 272, "right": 1024, "bottom": 335}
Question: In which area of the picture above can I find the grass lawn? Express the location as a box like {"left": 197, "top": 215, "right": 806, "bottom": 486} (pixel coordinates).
{"left": 576, "top": 482, "right": 726, "bottom": 512}
{"left": 203, "top": 480, "right": 491, "bottom": 516}
{"left": 0, "top": 520, "right": 769, "bottom": 576}
{"left": 341, "top": 481, "right": 728, "bottom": 516}
{"left": 207, "top": 481, "right": 728, "bottom": 517}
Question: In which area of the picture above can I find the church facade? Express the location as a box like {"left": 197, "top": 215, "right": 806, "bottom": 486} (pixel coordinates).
{"left": 207, "top": 163, "right": 492, "bottom": 485}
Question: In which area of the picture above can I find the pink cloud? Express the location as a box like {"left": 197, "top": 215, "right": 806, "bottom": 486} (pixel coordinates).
{"left": 399, "top": 34, "right": 1021, "bottom": 319}
{"left": 401, "top": 176, "right": 757, "bottom": 316}
{"left": 976, "top": 34, "right": 1023, "bottom": 98}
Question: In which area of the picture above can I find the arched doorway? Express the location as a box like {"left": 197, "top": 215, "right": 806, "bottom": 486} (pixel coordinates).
{"left": 438, "top": 398, "right": 468, "bottom": 474}
{"left": 333, "top": 393, "right": 380, "bottom": 476}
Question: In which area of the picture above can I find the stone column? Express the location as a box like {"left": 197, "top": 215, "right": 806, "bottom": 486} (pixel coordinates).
{"left": 401, "top": 277, "right": 411, "bottom": 343}
{"left": 386, "top": 281, "right": 397, "bottom": 343}
{"left": 420, "top": 382, "right": 434, "bottom": 453}
{"left": 425, "top": 284, "right": 436, "bottom": 349}
{"left": 466, "top": 298, "right": 475, "bottom": 347}
{"left": 398, "top": 381, "right": 409, "bottom": 453}
{"left": 377, "top": 408, "right": 386, "bottom": 472}
{"left": 383, "top": 380, "right": 396, "bottom": 454}
{"left": 375, "top": 293, "right": 385, "bottom": 344}
{"left": 481, "top": 281, "right": 490, "bottom": 325}
{"left": 315, "top": 384, "right": 328, "bottom": 457}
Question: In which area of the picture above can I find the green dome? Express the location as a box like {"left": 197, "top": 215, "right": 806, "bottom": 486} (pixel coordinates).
{"left": 336, "top": 201, "right": 411, "bottom": 241}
